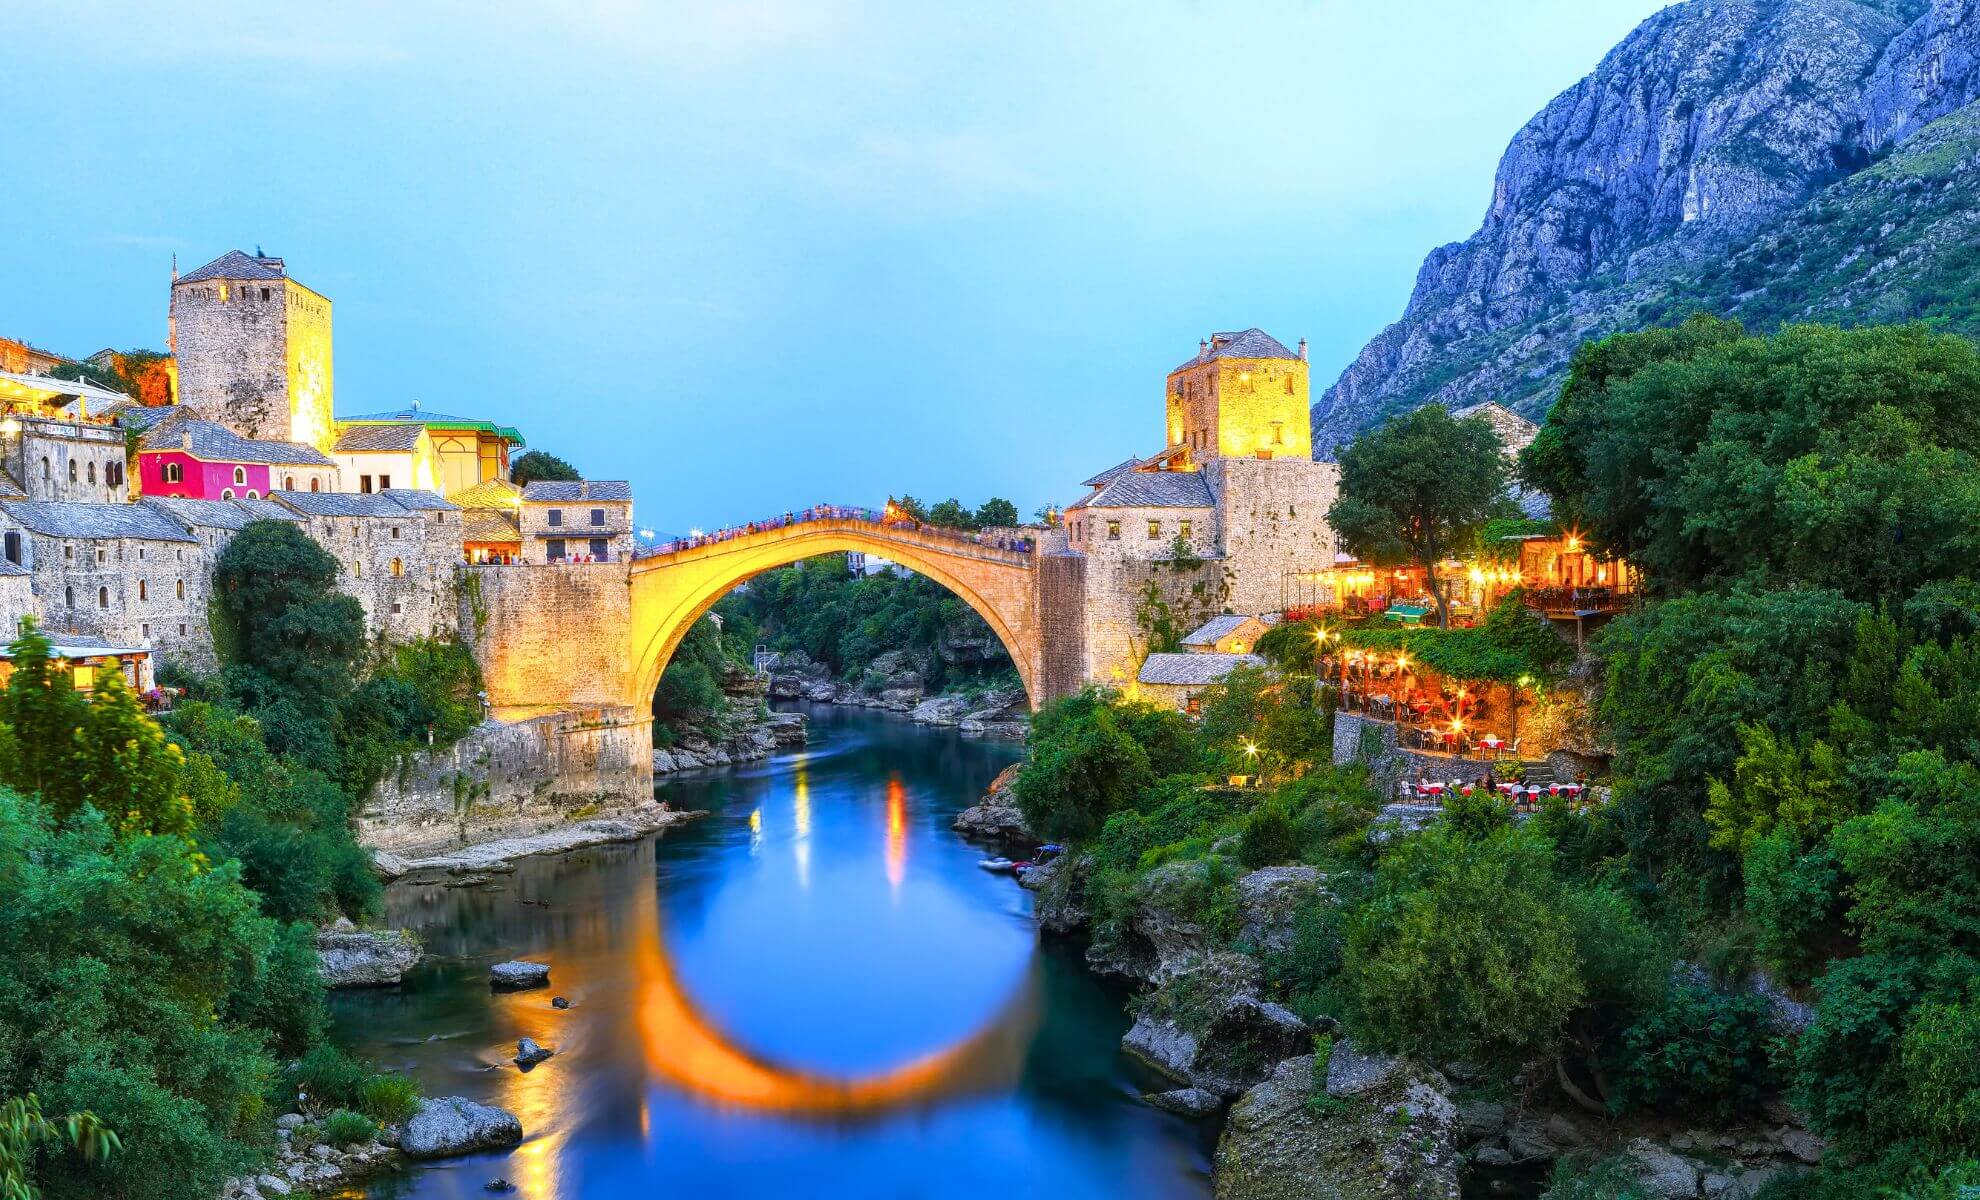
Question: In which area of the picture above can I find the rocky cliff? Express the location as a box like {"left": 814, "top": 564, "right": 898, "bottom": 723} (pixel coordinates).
{"left": 1314, "top": 0, "right": 1980, "bottom": 453}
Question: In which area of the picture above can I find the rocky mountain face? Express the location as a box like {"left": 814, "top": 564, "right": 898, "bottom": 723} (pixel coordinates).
{"left": 1314, "top": 0, "right": 1980, "bottom": 454}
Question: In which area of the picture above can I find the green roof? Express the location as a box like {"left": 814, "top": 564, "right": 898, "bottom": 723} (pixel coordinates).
{"left": 339, "top": 406, "right": 524, "bottom": 447}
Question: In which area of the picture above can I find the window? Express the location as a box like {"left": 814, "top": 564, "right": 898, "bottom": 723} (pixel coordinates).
{"left": 1284, "top": 375, "right": 1295, "bottom": 395}
{"left": 138, "top": 580, "right": 147, "bottom": 600}
{"left": 360, "top": 475, "right": 373, "bottom": 493}
{"left": 142, "top": 623, "right": 149, "bottom": 639}
{"left": 1185, "top": 696, "right": 1202, "bottom": 716}
{"left": 1147, "top": 520, "right": 1161, "bottom": 539}
{"left": 547, "top": 538, "right": 567, "bottom": 561}
{"left": 284, "top": 476, "right": 294, "bottom": 490}
{"left": 1106, "top": 520, "right": 1120, "bottom": 541}
{"left": 64, "top": 586, "right": 73, "bottom": 607}
{"left": 390, "top": 601, "right": 402, "bottom": 614}
{"left": 379, "top": 475, "right": 391, "bottom": 490}
{"left": 1, "top": 532, "right": 16, "bottom": 564}
{"left": 352, "top": 560, "right": 362, "bottom": 577}
{"left": 590, "top": 508, "right": 605, "bottom": 527}
{"left": 310, "top": 478, "right": 320, "bottom": 492}
{"left": 232, "top": 466, "right": 246, "bottom": 486}
{"left": 221, "top": 488, "right": 234, "bottom": 499}
{"left": 137, "top": 547, "right": 145, "bottom": 560}
{"left": 67, "top": 461, "right": 76, "bottom": 483}
{"left": 260, "top": 287, "right": 270, "bottom": 300}
{"left": 178, "top": 623, "right": 186, "bottom": 636}
{"left": 97, "top": 586, "right": 108, "bottom": 608}
{"left": 108, "top": 462, "right": 122, "bottom": 486}
{"left": 176, "top": 579, "right": 185, "bottom": 599}
{"left": 95, "top": 548, "right": 105, "bottom": 564}
{"left": 589, "top": 538, "right": 608, "bottom": 559}
{"left": 245, "top": 489, "right": 259, "bottom": 499}
{"left": 63, "top": 543, "right": 72, "bottom": 561}
{"left": 86, "top": 462, "right": 95, "bottom": 485}
{"left": 390, "top": 526, "right": 400, "bottom": 540}
{"left": 1180, "top": 520, "right": 1192, "bottom": 539}
{"left": 39, "top": 457, "right": 48, "bottom": 481}
{"left": 1271, "top": 420, "right": 1284, "bottom": 446}
{"left": 390, "top": 557, "right": 404, "bottom": 577}
{"left": 547, "top": 509, "right": 563, "bottom": 527}
{"left": 163, "top": 462, "right": 183, "bottom": 484}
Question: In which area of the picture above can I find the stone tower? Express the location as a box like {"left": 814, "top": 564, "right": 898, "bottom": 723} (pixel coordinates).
{"left": 169, "top": 250, "right": 334, "bottom": 451}
{"left": 1165, "top": 328, "right": 1311, "bottom": 464}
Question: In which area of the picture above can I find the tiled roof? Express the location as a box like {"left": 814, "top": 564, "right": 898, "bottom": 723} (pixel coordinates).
{"left": 1081, "top": 455, "right": 1144, "bottom": 489}
{"left": 449, "top": 478, "right": 521, "bottom": 510}
{"left": 177, "top": 250, "right": 286, "bottom": 285}
{"left": 1181, "top": 614, "right": 1259, "bottom": 647}
{"left": 108, "top": 403, "right": 174, "bottom": 432}
{"left": 521, "top": 480, "right": 632, "bottom": 503}
{"left": 1137, "top": 651, "right": 1265, "bottom": 687}
{"left": 1081, "top": 470, "right": 1214, "bottom": 510}
{"left": 0, "top": 500, "right": 197, "bottom": 542}
{"left": 1171, "top": 328, "right": 1299, "bottom": 373}
{"left": 143, "top": 497, "right": 302, "bottom": 531}
{"left": 269, "top": 491, "right": 417, "bottom": 518}
{"left": 0, "top": 468, "right": 24, "bottom": 501}
{"left": 379, "top": 488, "right": 457, "bottom": 512}
{"left": 0, "top": 558, "right": 27, "bottom": 577}
{"left": 140, "top": 412, "right": 335, "bottom": 466}
{"left": 334, "top": 424, "right": 425, "bottom": 452}
{"left": 462, "top": 509, "right": 520, "bottom": 544}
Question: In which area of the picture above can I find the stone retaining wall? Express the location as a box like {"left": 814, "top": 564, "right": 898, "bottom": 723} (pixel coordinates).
{"left": 358, "top": 706, "right": 653, "bottom": 857}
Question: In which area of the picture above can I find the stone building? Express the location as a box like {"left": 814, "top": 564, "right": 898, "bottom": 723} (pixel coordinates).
{"left": 518, "top": 481, "right": 632, "bottom": 563}
{"left": 137, "top": 411, "right": 338, "bottom": 499}
{"left": 268, "top": 489, "right": 463, "bottom": 641}
{"left": 1181, "top": 613, "right": 1271, "bottom": 655}
{"left": 0, "top": 338, "right": 63, "bottom": 377}
{"left": 334, "top": 404, "right": 522, "bottom": 498}
{"left": 451, "top": 478, "right": 523, "bottom": 562}
{"left": 1135, "top": 651, "right": 1266, "bottom": 714}
{"left": 0, "top": 499, "right": 206, "bottom": 662}
{"left": 1053, "top": 329, "right": 1339, "bottom": 689}
{"left": 170, "top": 250, "right": 334, "bottom": 451}
{"left": 0, "top": 371, "right": 139, "bottom": 504}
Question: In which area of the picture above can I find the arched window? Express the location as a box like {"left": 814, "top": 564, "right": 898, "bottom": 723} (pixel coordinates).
{"left": 86, "top": 462, "right": 95, "bottom": 484}
{"left": 220, "top": 488, "right": 234, "bottom": 500}
{"left": 138, "top": 580, "right": 148, "bottom": 600}
{"left": 245, "top": 489, "right": 259, "bottom": 500}
{"left": 163, "top": 462, "right": 183, "bottom": 484}
{"left": 352, "top": 560, "right": 362, "bottom": 578}
{"left": 64, "top": 585, "right": 72, "bottom": 607}
{"left": 176, "top": 579, "right": 185, "bottom": 600}
{"left": 284, "top": 475, "right": 294, "bottom": 490}
{"left": 310, "top": 478, "right": 321, "bottom": 492}
{"left": 39, "top": 457, "right": 49, "bottom": 481}
{"left": 232, "top": 466, "right": 247, "bottom": 486}
{"left": 390, "top": 557, "right": 404, "bottom": 577}
{"left": 67, "top": 461, "right": 76, "bottom": 483}
{"left": 97, "top": 586, "right": 108, "bottom": 608}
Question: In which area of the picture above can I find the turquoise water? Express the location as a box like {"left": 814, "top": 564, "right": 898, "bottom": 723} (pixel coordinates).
{"left": 334, "top": 704, "right": 1213, "bottom": 1199}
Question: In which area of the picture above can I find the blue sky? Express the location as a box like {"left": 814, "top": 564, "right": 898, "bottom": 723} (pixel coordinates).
{"left": 1, "top": 1, "right": 1668, "bottom": 531}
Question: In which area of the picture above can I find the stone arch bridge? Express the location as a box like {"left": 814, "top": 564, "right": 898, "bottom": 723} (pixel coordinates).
{"left": 465, "top": 510, "right": 1084, "bottom": 728}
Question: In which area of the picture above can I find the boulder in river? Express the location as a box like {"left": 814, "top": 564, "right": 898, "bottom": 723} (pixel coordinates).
{"left": 514, "top": 1038, "right": 555, "bottom": 1069}
{"left": 1214, "top": 1047, "right": 1459, "bottom": 1200}
{"left": 489, "top": 960, "right": 551, "bottom": 991}
{"left": 316, "top": 925, "right": 422, "bottom": 988}
{"left": 952, "top": 763, "right": 1030, "bottom": 840}
{"left": 401, "top": 1097, "right": 524, "bottom": 1160}
{"left": 1121, "top": 952, "right": 1310, "bottom": 1099}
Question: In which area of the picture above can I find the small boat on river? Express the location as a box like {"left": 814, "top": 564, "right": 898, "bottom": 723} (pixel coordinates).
{"left": 977, "top": 857, "right": 1016, "bottom": 872}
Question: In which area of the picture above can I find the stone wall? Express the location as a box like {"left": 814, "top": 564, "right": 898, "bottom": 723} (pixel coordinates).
{"left": 298, "top": 509, "right": 462, "bottom": 643}
{"left": 3, "top": 420, "right": 130, "bottom": 504}
{"left": 1036, "top": 551, "right": 1086, "bottom": 702}
{"left": 1081, "top": 547, "right": 1230, "bottom": 689}
{"left": 1166, "top": 354, "right": 1312, "bottom": 462}
{"left": 357, "top": 706, "right": 654, "bottom": 857}
{"left": 519, "top": 498, "right": 632, "bottom": 563}
{"left": 463, "top": 561, "right": 633, "bottom": 719}
{"left": 3, "top": 526, "right": 208, "bottom": 660}
{"left": 1205, "top": 456, "right": 1338, "bottom": 616}
{"left": 170, "top": 275, "right": 333, "bottom": 449}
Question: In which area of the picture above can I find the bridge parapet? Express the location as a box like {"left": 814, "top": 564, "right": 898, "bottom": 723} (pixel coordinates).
{"left": 637, "top": 505, "right": 1037, "bottom": 565}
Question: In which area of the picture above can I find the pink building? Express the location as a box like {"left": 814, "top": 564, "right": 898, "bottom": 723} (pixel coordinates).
{"left": 136, "top": 412, "right": 337, "bottom": 500}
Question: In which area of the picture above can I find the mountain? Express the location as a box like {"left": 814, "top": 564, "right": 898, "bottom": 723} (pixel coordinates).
{"left": 1312, "top": 0, "right": 1980, "bottom": 455}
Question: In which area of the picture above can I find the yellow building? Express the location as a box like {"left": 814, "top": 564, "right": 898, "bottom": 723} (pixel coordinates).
{"left": 333, "top": 403, "right": 523, "bottom": 499}
{"left": 1165, "top": 329, "right": 1311, "bottom": 464}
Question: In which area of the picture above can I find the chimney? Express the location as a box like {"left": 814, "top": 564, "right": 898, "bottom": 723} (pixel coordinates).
{"left": 1297, "top": 338, "right": 1308, "bottom": 362}
{"left": 1199, "top": 338, "right": 1209, "bottom": 358}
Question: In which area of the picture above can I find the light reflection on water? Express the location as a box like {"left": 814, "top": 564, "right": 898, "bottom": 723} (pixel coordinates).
{"left": 338, "top": 704, "right": 1212, "bottom": 1200}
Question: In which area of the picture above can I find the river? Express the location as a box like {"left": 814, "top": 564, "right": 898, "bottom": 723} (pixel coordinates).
{"left": 334, "top": 704, "right": 1215, "bottom": 1200}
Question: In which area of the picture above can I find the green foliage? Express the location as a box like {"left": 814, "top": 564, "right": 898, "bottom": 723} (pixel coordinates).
{"left": 317, "top": 1111, "right": 376, "bottom": 1148}
{"left": 0, "top": 791, "right": 320, "bottom": 1200}
{"left": 352, "top": 1076, "right": 421, "bottom": 1126}
{"left": 1330, "top": 403, "right": 1511, "bottom": 627}
{"left": 1340, "top": 824, "right": 1583, "bottom": 1067}
{"left": 651, "top": 614, "right": 733, "bottom": 734}
{"left": 1012, "top": 689, "right": 1164, "bottom": 841}
{"left": 1603, "top": 973, "right": 1781, "bottom": 1119}
{"left": 1328, "top": 595, "right": 1569, "bottom": 683}
{"left": 508, "top": 450, "right": 581, "bottom": 486}
{"left": 1538, "top": 1153, "right": 1653, "bottom": 1200}
{"left": 0, "top": 1095, "right": 120, "bottom": 1200}
{"left": 1194, "top": 666, "right": 1332, "bottom": 778}
{"left": 1237, "top": 799, "right": 1298, "bottom": 869}
{"left": 213, "top": 522, "right": 365, "bottom": 712}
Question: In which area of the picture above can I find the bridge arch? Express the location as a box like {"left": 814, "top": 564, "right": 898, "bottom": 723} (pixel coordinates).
{"left": 626, "top": 520, "right": 1042, "bottom": 716}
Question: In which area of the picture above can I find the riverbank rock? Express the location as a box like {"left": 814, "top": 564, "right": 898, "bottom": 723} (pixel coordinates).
{"left": 514, "top": 1038, "right": 554, "bottom": 1069}
{"left": 389, "top": 807, "right": 704, "bottom": 880}
{"left": 315, "top": 923, "right": 422, "bottom": 988}
{"left": 1122, "top": 952, "right": 1310, "bottom": 1099}
{"left": 1144, "top": 1087, "right": 1224, "bottom": 1118}
{"left": 1021, "top": 852, "right": 1091, "bottom": 936}
{"left": 1236, "top": 866, "right": 1331, "bottom": 956}
{"left": 908, "top": 694, "right": 972, "bottom": 726}
{"left": 490, "top": 961, "right": 550, "bottom": 991}
{"left": 1215, "top": 1047, "right": 1459, "bottom": 1200}
{"left": 959, "top": 688, "right": 1029, "bottom": 739}
{"left": 1087, "top": 858, "right": 1230, "bottom": 984}
{"left": 766, "top": 649, "right": 831, "bottom": 698}
{"left": 401, "top": 1097, "right": 524, "bottom": 1161}
{"left": 220, "top": 1123, "right": 402, "bottom": 1199}
{"left": 953, "top": 763, "right": 1031, "bottom": 840}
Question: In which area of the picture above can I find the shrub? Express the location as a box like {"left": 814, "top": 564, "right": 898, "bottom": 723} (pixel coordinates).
{"left": 1238, "top": 801, "right": 1299, "bottom": 869}
{"left": 318, "top": 1110, "right": 377, "bottom": 1148}
{"left": 1538, "top": 1153, "right": 1652, "bottom": 1200}
{"left": 1603, "top": 973, "right": 1780, "bottom": 1119}
{"left": 354, "top": 1075, "right": 421, "bottom": 1125}
{"left": 1012, "top": 690, "right": 1159, "bottom": 842}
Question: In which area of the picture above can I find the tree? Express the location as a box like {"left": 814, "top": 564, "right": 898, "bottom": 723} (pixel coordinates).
{"left": 1011, "top": 689, "right": 1158, "bottom": 841}
{"left": 212, "top": 522, "right": 365, "bottom": 707}
{"left": 1329, "top": 405, "right": 1508, "bottom": 627}
{"left": 974, "top": 497, "right": 1020, "bottom": 528}
{"left": 509, "top": 450, "right": 581, "bottom": 486}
